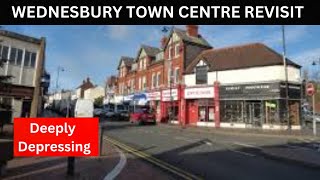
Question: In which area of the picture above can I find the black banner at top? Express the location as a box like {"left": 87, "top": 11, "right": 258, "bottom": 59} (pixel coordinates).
{"left": 0, "top": 0, "right": 318, "bottom": 24}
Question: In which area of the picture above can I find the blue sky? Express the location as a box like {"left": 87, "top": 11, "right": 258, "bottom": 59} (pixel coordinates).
{"left": 4, "top": 25, "right": 320, "bottom": 91}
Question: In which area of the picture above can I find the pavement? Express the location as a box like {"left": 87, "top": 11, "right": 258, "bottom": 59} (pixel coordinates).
{"left": 103, "top": 121, "right": 320, "bottom": 180}
{"left": 0, "top": 111, "right": 173, "bottom": 179}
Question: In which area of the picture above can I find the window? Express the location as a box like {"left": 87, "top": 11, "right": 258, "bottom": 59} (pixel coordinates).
{"left": 143, "top": 76, "right": 146, "bottom": 90}
{"left": 175, "top": 43, "right": 180, "bottom": 57}
{"left": 140, "top": 60, "right": 143, "bottom": 70}
{"left": 24, "top": 51, "right": 37, "bottom": 68}
{"left": 196, "top": 66, "right": 208, "bottom": 84}
{"left": 0, "top": 45, "right": 9, "bottom": 60}
{"left": 16, "top": 49, "right": 23, "bottom": 65}
{"left": 152, "top": 73, "right": 156, "bottom": 89}
{"left": 157, "top": 73, "right": 161, "bottom": 87}
{"left": 9, "top": 47, "right": 17, "bottom": 64}
{"left": 174, "top": 68, "right": 180, "bottom": 84}
{"left": 168, "top": 46, "right": 173, "bottom": 60}
{"left": 144, "top": 58, "right": 147, "bottom": 69}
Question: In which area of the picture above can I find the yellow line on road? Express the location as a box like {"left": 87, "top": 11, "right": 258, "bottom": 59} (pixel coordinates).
{"left": 104, "top": 136, "right": 203, "bottom": 180}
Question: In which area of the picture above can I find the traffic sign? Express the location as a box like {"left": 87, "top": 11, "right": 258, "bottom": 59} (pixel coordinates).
{"left": 306, "top": 83, "right": 316, "bottom": 96}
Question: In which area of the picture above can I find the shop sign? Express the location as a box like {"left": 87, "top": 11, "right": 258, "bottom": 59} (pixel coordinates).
{"left": 146, "top": 91, "right": 161, "bottom": 101}
{"left": 185, "top": 87, "right": 214, "bottom": 99}
{"left": 162, "top": 89, "right": 178, "bottom": 101}
{"left": 220, "top": 82, "right": 280, "bottom": 99}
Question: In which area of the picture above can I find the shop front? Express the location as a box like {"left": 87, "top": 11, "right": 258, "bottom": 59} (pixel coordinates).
{"left": 184, "top": 86, "right": 215, "bottom": 127}
{"left": 160, "top": 88, "right": 179, "bottom": 123}
{"left": 219, "top": 82, "right": 302, "bottom": 130}
{"left": 146, "top": 91, "right": 161, "bottom": 121}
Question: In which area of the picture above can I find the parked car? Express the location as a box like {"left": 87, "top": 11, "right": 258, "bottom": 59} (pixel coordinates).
{"left": 93, "top": 108, "right": 104, "bottom": 117}
{"left": 114, "top": 104, "right": 129, "bottom": 121}
{"left": 130, "top": 106, "right": 156, "bottom": 125}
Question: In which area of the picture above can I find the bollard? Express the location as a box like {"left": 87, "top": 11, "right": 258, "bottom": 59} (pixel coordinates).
{"left": 100, "top": 126, "right": 104, "bottom": 156}
{"left": 67, "top": 157, "right": 75, "bottom": 176}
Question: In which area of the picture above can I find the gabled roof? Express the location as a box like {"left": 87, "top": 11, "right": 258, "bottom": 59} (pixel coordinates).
{"left": 117, "top": 56, "right": 134, "bottom": 70}
{"left": 185, "top": 43, "right": 301, "bottom": 74}
{"left": 135, "top": 45, "right": 161, "bottom": 61}
{"left": 163, "top": 27, "right": 212, "bottom": 49}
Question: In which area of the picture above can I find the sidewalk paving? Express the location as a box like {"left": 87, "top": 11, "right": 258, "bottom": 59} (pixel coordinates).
{"left": 2, "top": 142, "right": 120, "bottom": 180}
{"left": 162, "top": 123, "right": 320, "bottom": 141}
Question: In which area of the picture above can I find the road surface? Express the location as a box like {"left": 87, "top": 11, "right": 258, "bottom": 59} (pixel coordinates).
{"left": 103, "top": 121, "right": 320, "bottom": 180}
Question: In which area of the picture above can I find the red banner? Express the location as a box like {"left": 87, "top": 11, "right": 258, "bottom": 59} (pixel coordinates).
{"left": 14, "top": 118, "right": 99, "bottom": 157}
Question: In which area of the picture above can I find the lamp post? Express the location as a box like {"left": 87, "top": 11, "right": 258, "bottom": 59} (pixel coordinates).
{"left": 281, "top": 25, "right": 290, "bottom": 131}
{"left": 55, "top": 66, "right": 65, "bottom": 91}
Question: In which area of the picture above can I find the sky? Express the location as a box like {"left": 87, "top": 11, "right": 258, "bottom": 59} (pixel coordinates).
{"left": 3, "top": 25, "right": 320, "bottom": 91}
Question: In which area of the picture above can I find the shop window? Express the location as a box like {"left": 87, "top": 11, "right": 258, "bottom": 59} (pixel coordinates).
{"left": 196, "top": 66, "right": 208, "bottom": 84}
{"left": 198, "top": 99, "right": 214, "bottom": 122}
{"left": 220, "top": 101, "right": 244, "bottom": 123}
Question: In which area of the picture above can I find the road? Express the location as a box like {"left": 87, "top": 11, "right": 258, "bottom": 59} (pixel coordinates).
{"left": 103, "top": 121, "right": 320, "bottom": 180}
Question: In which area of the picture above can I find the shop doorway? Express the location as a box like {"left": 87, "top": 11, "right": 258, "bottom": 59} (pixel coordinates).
{"left": 187, "top": 101, "right": 198, "bottom": 124}
{"left": 245, "top": 101, "right": 262, "bottom": 127}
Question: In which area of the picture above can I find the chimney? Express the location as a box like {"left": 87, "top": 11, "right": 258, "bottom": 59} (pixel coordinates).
{"left": 83, "top": 80, "right": 86, "bottom": 84}
{"left": 87, "top": 77, "right": 90, "bottom": 83}
{"left": 161, "top": 36, "right": 168, "bottom": 49}
{"left": 186, "top": 25, "right": 199, "bottom": 37}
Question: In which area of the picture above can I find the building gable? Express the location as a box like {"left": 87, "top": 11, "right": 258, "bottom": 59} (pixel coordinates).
{"left": 139, "top": 49, "right": 147, "bottom": 59}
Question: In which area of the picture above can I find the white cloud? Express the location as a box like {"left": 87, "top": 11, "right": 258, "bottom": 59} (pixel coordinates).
{"left": 106, "top": 25, "right": 132, "bottom": 40}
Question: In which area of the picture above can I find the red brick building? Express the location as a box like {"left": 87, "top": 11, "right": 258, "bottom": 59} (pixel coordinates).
{"left": 115, "top": 25, "right": 212, "bottom": 123}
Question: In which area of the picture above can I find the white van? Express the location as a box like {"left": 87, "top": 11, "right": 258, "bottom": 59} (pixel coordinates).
{"left": 74, "top": 99, "right": 94, "bottom": 117}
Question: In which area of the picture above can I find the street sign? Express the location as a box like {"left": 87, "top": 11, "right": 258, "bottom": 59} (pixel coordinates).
{"left": 306, "top": 83, "right": 316, "bottom": 96}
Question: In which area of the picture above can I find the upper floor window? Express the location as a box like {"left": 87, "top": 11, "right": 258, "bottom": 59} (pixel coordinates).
{"left": 144, "top": 58, "right": 147, "bottom": 69}
{"left": 196, "top": 66, "right": 208, "bottom": 84}
{"left": 139, "top": 59, "right": 143, "bottom": 70}
{"left": 142, "top": 76, "right": 146, "bottom": 90}
{"left": 152, "top": 73, "right": 156, "bottom": 89}
{"left": 168, "top": 46, "right": 173, "bottom": 60}
{"left": 157, "top": 73, "right": 161, "bottom": 87}
{"left": 175, "top": 43, "right": 180, "bottom": 58}
{"left": 24, "top": 51, "right": 37, "bottom": 68}
{"left": 174, "top": 68, "right": 180, "bottom": 84}
{"left": 9, "top": 48, "right": 23, "bottom": 66}
{"left": 0, "top": 45, "right": 9, "bottom": 60}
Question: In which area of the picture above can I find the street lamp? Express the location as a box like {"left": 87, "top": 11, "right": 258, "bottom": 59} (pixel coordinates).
{"left": 55, "top": 66, "right": 65, "bottom": 91}
{"left": 281, "top": 25, "right": 290, "bottom": 131}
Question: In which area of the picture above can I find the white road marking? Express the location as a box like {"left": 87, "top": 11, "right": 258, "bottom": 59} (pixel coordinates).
{"left": 229, "top": 149, "right": 256, "bottom": 157}
{"left": 104, "top": 147, "right": 127, "bottom": 180}
{"left": 233, "top": 142, "right": 262, "bottom": 150}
